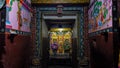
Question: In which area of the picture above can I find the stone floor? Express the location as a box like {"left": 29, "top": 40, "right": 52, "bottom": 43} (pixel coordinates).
{"left": 30, "top": 65, "right": 89, "bottom": 68}
{"left": 30, "top": 57, "right": 89, "bottom": 68}
{"left": 49, "top": 65, "right": 72, "bottom": 68}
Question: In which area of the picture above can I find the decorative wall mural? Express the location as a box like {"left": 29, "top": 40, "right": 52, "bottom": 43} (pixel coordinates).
{"left": 88, "top": 0, "right": 112, "bottom": 33}
{"left": 6, "top": 0, "right": 31, "bottom": 32}
{"left": 49, "top": 30, "right": 72, "bottom": 57}
{"left": 31, "top": 0, "right": 89, "bottom": 3}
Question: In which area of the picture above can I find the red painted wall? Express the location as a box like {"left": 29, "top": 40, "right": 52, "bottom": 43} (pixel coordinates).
{"left": 89, "top": 32, "right": 113, "bottom": 68}
{"left": 2, "top": 34, "right": 33, "bottom": 68}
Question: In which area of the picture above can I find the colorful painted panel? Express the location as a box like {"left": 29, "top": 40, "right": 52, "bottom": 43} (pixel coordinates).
{"left": 88, "top": 0, "right": 112, "bottom": 33}
{"left": 6, "top": 0, "right": 31, "bottom": 32}
{"left": 49, "top": 29, "right": 72, "bottom": 58}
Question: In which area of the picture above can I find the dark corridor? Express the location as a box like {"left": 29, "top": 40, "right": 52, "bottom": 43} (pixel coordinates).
{"left": 0, "top": 0, "right": 119, "bottom": 68}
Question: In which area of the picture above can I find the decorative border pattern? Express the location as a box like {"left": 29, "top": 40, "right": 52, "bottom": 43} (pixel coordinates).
{"left": 79, "top": 9, "right": 84, "bottom": 58}
{"left": 35, "top": 8, "right": 41, "bottom": 57}
{"left": 35, "top": 7, "right": 84, "bottom": 57}
{"left": 31, "top": 6, "right": 85, "bottom": 67}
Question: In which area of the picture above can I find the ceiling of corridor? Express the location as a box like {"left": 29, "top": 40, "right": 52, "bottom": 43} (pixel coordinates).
{"left": 31, "top": 0, "right": 89, "bottom": 4}
{"left": 43, "top": 12, "right": 76, "bottom": 29}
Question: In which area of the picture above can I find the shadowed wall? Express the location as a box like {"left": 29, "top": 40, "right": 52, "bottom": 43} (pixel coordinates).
{"left": 2, "top": 34, "right": 33, "bottom": 68}
{"left": 89, "top": 32, "right": 113, "bottom": 68}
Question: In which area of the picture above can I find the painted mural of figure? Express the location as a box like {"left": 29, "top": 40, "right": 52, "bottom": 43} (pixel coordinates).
{"left": 97, "top": 12, "right": 102, "bottom": 29}
{"left": 6, "top": 0, "right": 13, "bottom": 28}
{"left": 63, "top": 39, "right": 71, "bottom": 53}
{"left": 58, "top": 35, "right": 63, "bottom": 46}
{"left": 51, "top": 39, "right": 58, "bottom": 55}
{"left": 17, "top": 1, "right": 22, "bottom": 30}
{"left": 57, "top": 43, "right": 64, "bottom": 54}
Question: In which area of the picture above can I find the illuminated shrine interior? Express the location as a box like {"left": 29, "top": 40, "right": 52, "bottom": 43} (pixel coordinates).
{"left": 0, "top": 0, "right": 120, "bottom": 68}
